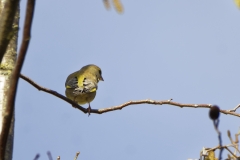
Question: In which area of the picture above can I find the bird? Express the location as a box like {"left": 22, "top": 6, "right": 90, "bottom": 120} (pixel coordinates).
{"left": 65, "top": 64, "right": 104, "bottom": 116}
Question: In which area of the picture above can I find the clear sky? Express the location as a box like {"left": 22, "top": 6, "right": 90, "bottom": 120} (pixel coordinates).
{"left": 14, "top": 0, "right": 240, "bottom": 159}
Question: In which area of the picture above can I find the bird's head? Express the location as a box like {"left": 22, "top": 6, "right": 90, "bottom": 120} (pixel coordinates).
{"left": 85, "top": 64, "right": 104, "bottom": 82}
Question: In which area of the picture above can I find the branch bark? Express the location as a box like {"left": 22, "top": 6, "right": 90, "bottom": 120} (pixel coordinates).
{"left": 0, "top": 0, "right": 36, "bottom": 159}
{"left": 203, "top": 144, "right": 239, "bottom": 159}
{"left": 0, "top": 1, "right": 19, "bottom": 160}
{"left": 20, "top": 74, "right": 240, "bottom": 117}
{"left": 0, "top": 0, "right": 19, "bottom": 63}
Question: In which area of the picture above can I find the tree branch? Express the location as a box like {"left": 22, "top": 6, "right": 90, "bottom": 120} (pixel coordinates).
{"left": 228, "top": 104, "right": 240, "bottom": 112}
{"left": 204, "top": 144, "right": 239, "bottom": 159}
{"left": 0, "top": 0, "right": 35, "bottom": 159}
{"left": 224, "top": 146, "right": 238, "bottom": 159}
{"left": 47, "top": 151, "right": 53, "bottom": 160}
{"left": 212, "top": 119, "right": 223, "bottom": 160}
{"left": 0, "top": 0, "right": 19, "bottom": 63}
{"left": 20, "top": 74, "right": 240, "bottom": 117}
{"left": 33, "top": 154, "right": 40, "bottom": 160}
{"left": 19, "top": 74, "right": 87, "bottom": 113}
{"left": 74, "top": 152, "right": 80, "bottom": 160}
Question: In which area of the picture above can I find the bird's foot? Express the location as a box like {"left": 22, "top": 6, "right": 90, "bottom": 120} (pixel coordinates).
{"left": 87, "top": 105, "right": 91, "bottom": 117}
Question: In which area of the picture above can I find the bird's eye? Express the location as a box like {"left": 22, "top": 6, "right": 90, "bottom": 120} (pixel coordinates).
{"left": 99, "top": 70, "right": 102, "bottom": 75}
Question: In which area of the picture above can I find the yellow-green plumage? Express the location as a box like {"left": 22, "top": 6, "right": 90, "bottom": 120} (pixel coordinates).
{"left": 65, "top": 88, "right": 96, "bottom": 105}
{"left": 65, "top": 64, "right": 104, "bottom": 107}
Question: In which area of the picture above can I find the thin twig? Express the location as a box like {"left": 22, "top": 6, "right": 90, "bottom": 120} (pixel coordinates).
{"left": 0, "top": 0, "right": 35, "bottom": 159}
{"left": 20, "top": 74, "right": 240, "bottom": 117}
{"left": 33, "top": 154, "right": 40, "bottom": 160}
{"left": 236, "top": 133, "right": 239, "bottom": 143}
{"left": 74, "top": 152, "right": 80, "bottom": 160}
{"left": 205, "top": 144, "right": 239, "bottom": 159}
{"left": 212, "top": 119, "right": 223, "bottom": 160}
{"left": 206, "top": 144, "right": 235, "bottom": 152}
{"left": 19, "top": 74, "right": 87, "bottom": 113}
{"left": 228, "top": 104, "right": 240, "bottom": 112}
{"left": 228, "top": 130, "right": 240, "bottom": 154}
{"left": 224, "top": 147, "right": 238, "bottom": 158}
{"left": 228, "top": 130, "right": 234, "bottom": 144}
{"left": 47, "top": 151, "right": 53, "bottom": 160}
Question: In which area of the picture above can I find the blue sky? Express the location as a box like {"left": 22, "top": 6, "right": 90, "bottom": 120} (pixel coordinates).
{"left": 14, "top": 0, "right": 240, "bottom": 159}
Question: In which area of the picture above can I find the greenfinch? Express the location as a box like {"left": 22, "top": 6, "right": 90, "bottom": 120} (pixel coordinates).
{"left": 65, "top": 64, "right": 104, "bottom": 115}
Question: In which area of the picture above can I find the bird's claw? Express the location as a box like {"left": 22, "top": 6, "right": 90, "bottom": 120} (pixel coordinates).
{"left": 87, "top": 105, "right": 91, "bottom": 117}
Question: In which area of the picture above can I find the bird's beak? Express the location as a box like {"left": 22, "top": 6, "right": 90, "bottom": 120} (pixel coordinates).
{"left": 99, "top": 76, "right": 104, "bottom": 81}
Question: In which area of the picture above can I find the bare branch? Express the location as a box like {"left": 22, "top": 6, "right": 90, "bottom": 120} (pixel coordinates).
{"left": 47, "top": 151, "right": 53, "bottom": 160}
{"left": 33, "top": 154, "right": 40, "bottom": 160}
{"left": 236, "top": 133, "right": 239, "bottom": 143}
{"left": 228, "top": 104, "right": 240, "bottom": 112}
{"left": 20, "top": 74, "right": 240, "bottom": 118}
{"left": 74, "top": 152, "right": 80, "bottom": 160}
{"left": 227, "top": 130, "right": 240, "bottom": 154}
{"left": 224, "top": 147, "right": 238, "bottom": 158}
{"left": 0, "top": 0, "right": 19, "bottom": 63}
{"left": 212, "top": 119, "right": 223, "bottom": 159}
{"left": 205, "top": 144, "right": 239, "bottom": 156}
{"left": 19, "top": 74, "right": 87, "bottom": 113}
{"left": 203, "top": 131, "right": 240, "bottom": 159}
{"left": 0, "top": 0, "right": 35, "bottom": 159}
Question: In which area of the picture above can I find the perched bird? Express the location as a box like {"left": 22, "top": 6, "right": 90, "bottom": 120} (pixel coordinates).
{"left": 65, "top": 64, "right": 104, "bottom": 115}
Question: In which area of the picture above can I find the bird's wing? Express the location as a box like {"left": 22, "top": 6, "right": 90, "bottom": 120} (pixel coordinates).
{"left": 65, "top": 69, "right": 98, "bottom": 95}
{"left": 73, "top": 78, "right": 98, "bottom": 95}
{"left": 65, "top": 76, "right": 78, "bottom": 88}
{"left": 65, "top": 71, "right": 80, "bottom": 88}
{"left": 66, "top": 75, "right": 97, "bottom": 93}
